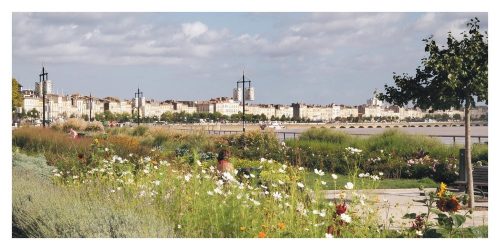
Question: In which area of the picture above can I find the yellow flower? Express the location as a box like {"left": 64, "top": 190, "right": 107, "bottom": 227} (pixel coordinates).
{"left": 93, "top": 138, "right": 99, "bottom": 145}
{"left": 277, "top": 222, "right": 285, "bottom": 230}
{"left": 437, "top": 182, "right": 447, "bottom": 197}
{"left": 240, "top": 226, "right": 246, "bottom": 232}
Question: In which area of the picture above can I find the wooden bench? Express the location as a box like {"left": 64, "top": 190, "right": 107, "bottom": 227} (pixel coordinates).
{"left": 454, "top": 167, "right": 488, "bottom": 198}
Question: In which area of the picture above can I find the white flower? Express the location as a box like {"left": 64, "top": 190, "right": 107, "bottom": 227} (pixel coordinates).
{"left": 139, "top": 190, "right": 146, "bottom": 197}
{"left": 328, "top": 202, "right": 334, "bottom": 207}
{"left": 379, "top": 172, "right": 384, "bottom": 176}
{"left": 207, "top": 191, "right": 214, "bottom": 196}
{"left": 340, "top": 213, "right": 352, "bottom": 223}
{"left": 416, "top": 230, "right": 423, "bottom": 237}
{"left": 344, "top": 182, "right": 354, "bottom": 190}
{"left": 177, "top": 224, "right": 181, "bottom": 229}
{"left": 319, "top": 209, "right": 326, "bottom": 217}
{"left": 143, "top": 169, "right": 150, "bottom": 174}
{"left": 370, "top": 175, "right": 380, "bottom": 181}
{"left": 54, "top": 173, "right": 61, "bottom": 177}
{"left": 52, "top": 169, "right": 58, "bottom": 173}
{"left": 284, "top": 202, "right": 291, "bottom": 207}
{"left": 110, "top": 189, "right": 115, "bottom": 193}
{"left": 222, "top": 172, "right": 235, "bottom": 182}
{"left": 331, "top": 174, "right": 338, "bottom": 180}
{"left": 278, "top": 180, "right": 285, "bottom": 185}
{"left": 297, "top": 182, "right": 305, "bottom": 188}
{"left": 105, "top": 147, "right": 109, "bottom": 152}
{"left": 268, "top": 159, "right": 274, "bottom": 163}
{"left": 184, "top": 174, "right": 192, "bottom": 182}
{"left": 278, "top": 168, "right": 286, "bottom": 173}
{"left": 214, "top": 187, "right": 223, "bottom": 195}
{"left": 346, "top": 147, "right": 362, "bottom": 154}
{"left": 153, "top": 180, "right": 161, "bottom": 186}
{"left": 298, "top": 167, "right": 304, "bottom": 171}
{"left": 72, "top": 175, "right": 79, "bottom": 179}
{"left": 325, "top": 233, "right": 334, "bottom": 238}
{"left": 196, "top": 160, "right": 202, "bottom": 166}
{"left": 314, "top": 169, "right": 325, "bottom": 176}
{"left": 260, "top": 157, "right": 266, "bottom": 162}
{"left": 144, "top": 157, "right": 151, "bottom": 162}
{"left": 236, "top": 194, "right": 242, "bottom": 200}
{"left": 250, "top": 173, "right": 255, "bottom": 178}
{"left": 272, "top": 192, "right": 282, "bottom": 200}
{"left": 359, "top": 173, "right": 365, "bottom": 178}
{"left": 251, "top": 199, "right": 261, "bottom": 206}
{"left": 321, "top": 181, "right": 327, "bottom": 186}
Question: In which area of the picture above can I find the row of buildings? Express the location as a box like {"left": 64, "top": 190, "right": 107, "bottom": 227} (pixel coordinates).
{"left": 19, "top": 80, "right": 487, "bottom": 122}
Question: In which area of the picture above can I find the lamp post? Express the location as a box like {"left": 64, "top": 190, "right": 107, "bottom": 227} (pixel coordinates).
{"left": 134, "top": 88, "right": 143, "bottom": 126}
{"left": 89, "top": 93, "right": 93, "bottom": 122}
{"left": 236, "top": 71, "right": 254, "bottom": 132}
{"left": 39, "top": 67, "right": 48, "bottom": 127}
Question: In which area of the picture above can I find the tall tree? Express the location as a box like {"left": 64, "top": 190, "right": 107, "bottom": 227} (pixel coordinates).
{"left": 12, "top": 78, "right": 24, "bottom": 111}
{"left": 378, "top": 18, "right": 487, "bottom": 208}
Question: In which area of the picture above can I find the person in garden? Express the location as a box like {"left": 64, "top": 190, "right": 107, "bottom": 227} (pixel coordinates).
{"left": 68, "top": 128, "right": 78, "bottom": 139}
{"left": 217, "top": 149, "right": 234, "bottom": 175}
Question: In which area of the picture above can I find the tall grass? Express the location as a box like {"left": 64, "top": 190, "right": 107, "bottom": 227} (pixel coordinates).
{"left": 12, "top": 153, "right": 176, "bottom": 238}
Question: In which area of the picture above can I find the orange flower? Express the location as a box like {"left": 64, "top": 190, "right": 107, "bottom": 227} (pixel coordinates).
{"left": 258, "top": 231, "right": 266, "bottom": 238}
{"left": 277, "top": 222, "right": 285, "bottom": 230}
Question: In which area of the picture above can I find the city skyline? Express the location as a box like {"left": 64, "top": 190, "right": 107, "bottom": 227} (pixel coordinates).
{"left": 13, "top": 12, "right": 488, "bottom": 105}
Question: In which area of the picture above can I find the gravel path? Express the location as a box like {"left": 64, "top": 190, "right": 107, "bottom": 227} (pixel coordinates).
{"left": 323, "top": 188, "right": 488, "bottom": 229}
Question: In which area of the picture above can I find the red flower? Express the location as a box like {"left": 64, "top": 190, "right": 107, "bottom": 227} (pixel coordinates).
{"left": 336, "top": 203, "right": 347, "bottom": 215}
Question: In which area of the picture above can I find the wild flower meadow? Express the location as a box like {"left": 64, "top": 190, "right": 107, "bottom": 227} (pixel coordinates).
{"left": 12, "top": 127, "right": 487, "bottom": 238}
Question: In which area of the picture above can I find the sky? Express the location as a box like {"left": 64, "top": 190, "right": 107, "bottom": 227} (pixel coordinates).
{"left": 12, "top": 12, "right": 488, "bottom": 105}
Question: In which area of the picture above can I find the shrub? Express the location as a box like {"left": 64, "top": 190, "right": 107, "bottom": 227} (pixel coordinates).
{"left": 131, "top": 125, "right": 148, "bottom": 136}
{"left": 63, "top": 118, "right": 87, "bottom": 131}
{"left": 12, "top": 153, "right": 176, "bottom": 238}
{"left": 222, "top": 131, "right": 286, "bottom": 162}
{"left": 50, "top": 121, "right": 64, "bottom": 131}
{"left": 85, "top": 121, "right": 105, "bottom": 132}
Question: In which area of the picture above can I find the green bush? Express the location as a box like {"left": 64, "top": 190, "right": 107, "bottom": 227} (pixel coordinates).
{"left": 63, "top": 118, "right": 87, "bottom": 131}
{"left": 85, "top": 121, "right": 105, "bottom": 132}
{"left": 131, "top": 125, "right": 148, "bottom": 136}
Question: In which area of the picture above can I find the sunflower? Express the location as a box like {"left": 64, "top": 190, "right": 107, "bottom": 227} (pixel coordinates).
{"left": 437, "top": 182, "right": 447, "bottom": 198}
{"left": 437, "top": 196, "right": 461, "bottom": 213}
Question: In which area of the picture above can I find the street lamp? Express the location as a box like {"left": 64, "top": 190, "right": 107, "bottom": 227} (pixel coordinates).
{"left": 89, "top": 93, "right": 93, "bottom": 122}
{"left": 235, "top": 71, "right": 255, "bottom": 132}
{"left": 39, "top": 67, "right": 48, "bottom": 127}
{"left": 134, "top": 87, "right": 143, "bottom": 126}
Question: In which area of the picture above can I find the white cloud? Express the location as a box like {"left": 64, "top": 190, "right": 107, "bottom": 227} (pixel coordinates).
{"left": 182, "top": 21, "right": 208, "bottom": 39}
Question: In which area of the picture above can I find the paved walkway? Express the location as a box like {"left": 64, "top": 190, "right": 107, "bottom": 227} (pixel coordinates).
{"left": 323, "top": 188, "right": 488, "bottom": 229}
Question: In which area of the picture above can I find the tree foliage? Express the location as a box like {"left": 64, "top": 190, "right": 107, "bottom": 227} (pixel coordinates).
{"left": 378, "top": 18, "right": 488, "bottom": 110}
{"left": 12, "top": 78, "right": 24, "bottom": 110}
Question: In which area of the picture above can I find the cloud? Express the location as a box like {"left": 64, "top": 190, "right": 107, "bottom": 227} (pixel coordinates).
{"left": 13, "top": 13, "right": 230, "bottom": 65}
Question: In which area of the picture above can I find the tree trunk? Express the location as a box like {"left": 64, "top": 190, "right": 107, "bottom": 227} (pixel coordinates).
{"left": 465, "top": 104, "right": 474, "bottom": 209}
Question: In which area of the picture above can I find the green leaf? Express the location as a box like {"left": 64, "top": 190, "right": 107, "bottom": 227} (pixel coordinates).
{"left": 451, "top": 214, "right": 467, "bottom": 227}
{"left": 403, "top": 213, "right": 417, "bottom": 219}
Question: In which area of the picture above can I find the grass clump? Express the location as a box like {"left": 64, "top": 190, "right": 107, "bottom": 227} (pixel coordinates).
{"left": 12, "top": 153, "right": 176, "bottom": 238}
